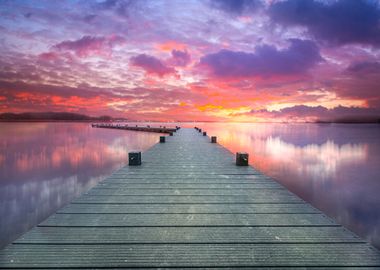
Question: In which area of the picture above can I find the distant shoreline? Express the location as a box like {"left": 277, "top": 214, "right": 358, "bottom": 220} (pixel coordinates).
{"left": 1, "top": 120, "right": 379, "bottom": 124}
{"left": 0, "top": 112, "right": 379, "bottom": 124}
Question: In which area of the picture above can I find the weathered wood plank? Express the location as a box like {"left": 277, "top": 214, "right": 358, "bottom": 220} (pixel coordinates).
{"left": 58, "top": 203, "right": 319, "bottom": 214}
{"left": 85, "top": 188, "right": 292, "bottom": 196}
{"left": 1, "top": 244, "right": 379, "bottom": 268}
{"left": 73, "top": 194, "right": 303, "bottom": 204}
{"left": 40, "top": 213, "right": 334, "bottom": 227}
{"left": 15, "top": 226, "right": 362, "bottom": 244}
{"left": 95, "top": 182, "right": 282, "bottom": 189}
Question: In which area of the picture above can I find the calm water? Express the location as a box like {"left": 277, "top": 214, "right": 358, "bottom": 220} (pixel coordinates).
{"left": 0, "top": 122, "right": 159, "bottom": 248}
{"left": 0, "top": 122, "right": 379, "bottom": 249}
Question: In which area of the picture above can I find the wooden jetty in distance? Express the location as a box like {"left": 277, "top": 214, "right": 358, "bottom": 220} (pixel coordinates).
{"left": 1, "top": 127, "right": 380, "bottom": 268}
{"left": 92, "top": 123, "right": 179, "bottom": 133}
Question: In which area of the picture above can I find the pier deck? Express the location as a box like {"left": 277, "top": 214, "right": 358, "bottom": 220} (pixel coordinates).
{"left": 1, "top": 128, "right": 380, "bottom": 268}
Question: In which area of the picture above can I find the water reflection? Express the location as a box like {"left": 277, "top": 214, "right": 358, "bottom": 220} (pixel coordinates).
{"left": 1, "top": 122, "right": 379, "bottom": 250}
{"left": 194, "top": 123, "right": 380, "bottom": 249}
{"left": 0, "top": 123, "right": 159, "bottom": 248}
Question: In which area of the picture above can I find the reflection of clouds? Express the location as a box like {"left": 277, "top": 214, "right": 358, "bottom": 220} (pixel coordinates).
{"left": 0, "top": 122, "right": 159, "bottom": 248}
{"left": 0, "top": 154, "right": 5, "bottom": 166}
{"left": 200, "top": 123, "right": 368, "bottom": 180}
{"left": 264, "top": 137, "right": 367, "bottom": 179}
{"left": 0, "top": 174, "right": 105, "bottom": 248}
{"left": 1, "top": 123, "right": 158, "bottom": 180}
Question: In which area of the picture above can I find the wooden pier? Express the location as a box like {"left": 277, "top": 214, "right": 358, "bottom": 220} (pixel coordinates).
{"left": 1, "top": 128, "right": 380, "bottom": 268}
{"left": 92, "top": 123, "right": 178, "bottom": 133}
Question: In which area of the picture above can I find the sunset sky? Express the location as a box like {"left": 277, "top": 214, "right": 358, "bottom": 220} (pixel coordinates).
{"left": 1, "top": 0, "right": 380, "bottom": 122}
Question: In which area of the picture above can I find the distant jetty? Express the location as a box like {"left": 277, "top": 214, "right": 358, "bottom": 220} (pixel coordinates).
{"left": 92, "top": 123, "right": 179, "bottom": 134}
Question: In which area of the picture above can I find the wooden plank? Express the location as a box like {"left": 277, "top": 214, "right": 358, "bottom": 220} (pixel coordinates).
{"left": 58, "top": 203, "right": 319, "bottom": 214}
{"left": 1, "top": 244, "right": 379, "bottom": 268}
{"left": 15, "top": 226, "right": 362, "bottom": 244}
{"left": 106, "top": 174, "right": 272, "bottom": 179}
{"left": 40, "top": 213, "right": 334, "bottom": 227}
{"left": 85, "top": 188, "right": 292, "bottom": 196}
{"left": 95, "top": 182, "right": 282, "bottom": 188}
{"left": 104, "top": 177, "right": 275, "bottom": 183}
{"left": 73, "top": 194, "right": 303, "bottom": 204}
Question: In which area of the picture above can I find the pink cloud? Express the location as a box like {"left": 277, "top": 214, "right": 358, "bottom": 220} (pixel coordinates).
{"left": 38, "top": 52, "right": 60, "bottom": 61}
{"left": 130, "top": 54, "right": 176, "bottom": 77}
{"left": 52, "top": 35, "right": 125, "bottom": 58}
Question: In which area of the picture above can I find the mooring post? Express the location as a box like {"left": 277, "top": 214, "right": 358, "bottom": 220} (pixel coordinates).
{"left": 203, "top": 131, "right": 207, "bottom": 136}
{"left": 129, "top": 151, "right": 141, "bottom": 166}
{"left": 160, "top": 136, "right": 165, "bottom": 143}
{"left": 169, "top": 132, "right": 173, "bottom": 136}
{"left": 236, "top": 152, "right": 249, "bottom": 166}
{"left": 211, "top": 136, "right": 217, "bottom": 143}
{"left": 199, "top": 129, "right": 202, "bottom": 133}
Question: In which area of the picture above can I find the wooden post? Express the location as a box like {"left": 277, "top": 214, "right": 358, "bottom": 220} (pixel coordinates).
{"left": 160, "top": 136, "right": 165, "bottom": 143}
{"left": 198, "top": 129, "right": 202, "bottom": 133}
{"left": 203, "top": 131, "right": 207, "bottom": 136}
{"left": 236, "top": 152, "right": 248, "bottom": 166}
{"left": 211, "top": 136, "right": 217, "bottom": 143}
{"left": 129, "top": 151, "right": 141, "bottom": 166}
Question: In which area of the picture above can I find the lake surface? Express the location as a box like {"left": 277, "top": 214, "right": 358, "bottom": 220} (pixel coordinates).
{"left": 0, "top": 122, "right": 379, "bottom": 249}
{"left": 0, "top": 122, "right": 159, "bottom": 248}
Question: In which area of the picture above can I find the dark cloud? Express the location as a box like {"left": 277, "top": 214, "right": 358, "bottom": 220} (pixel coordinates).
{"left": 269, "top": 0, "right": 380, "bottom": 46}
{"left": 347, "top": 61, "right": 380, "bottom": 74}
{"left": 210, "top": 0, "right": 262, "bottom": 15}
{"left": 199, "top": 39, "right": 321, "bottom": 78}
{"left": 169, "top": 50, "right": 191, "bottom": 67}
{"left": 53, "top": 35, "right": 125, "bottom": 57}
{"left": 83, "top": 14, "right": 97, "bottom": 23}
{"left": 332, "top": 61, "right": 380, "bottom": 107}
{"left": 97, "top": 0, "right": 136, "bottom": 17}
{"left": 246, "top": 105, "right": 380, "bottom": 122}
{"left": 130, "top": 54, "right": 176, "bottom": 76}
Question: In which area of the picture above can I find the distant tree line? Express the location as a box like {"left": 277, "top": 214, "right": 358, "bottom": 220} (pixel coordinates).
{"left": 0, "top": 112, "right": 114, "bottom": 121}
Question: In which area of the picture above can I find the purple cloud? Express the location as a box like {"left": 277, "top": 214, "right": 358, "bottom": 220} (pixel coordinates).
{"left": 210, "top": 0, "right": 262, "bottom": 15}
{"left": 169, "top": 50, "right": 191, "bottom": 67}
{"left": 330, "top": 61, "right": 380, "bottom": 108}
{"left": 347, "top": 61, "right": 380, "bottom": 74}
{"left": 130, "top": 54, "right": 176, "bottom": 77}
{"left": 269, "top": 0, "right": 380, "bottom": 46}
{"left": 199, "top": 39, "right": 321, "bottom": 78}
{"left": 53, "top": 35, "right": 125, "bottom": 57}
